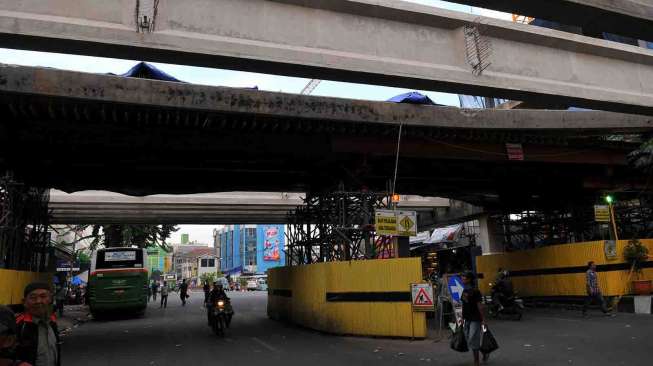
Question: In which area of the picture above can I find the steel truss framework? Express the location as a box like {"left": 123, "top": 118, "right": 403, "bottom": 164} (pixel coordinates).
{"left": 495, "top": 195, "right": 653, "bottom": 251}
{"left": 0, "top": 172, "right": 50, "bottom": 271}
{"left": 286, "top": 189, "right": 397, "bottom": 266}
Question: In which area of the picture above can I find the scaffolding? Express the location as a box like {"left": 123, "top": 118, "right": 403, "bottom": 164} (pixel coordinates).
{"left": 285, "top": 189, "right": 396, "bottom": 266}
{"left": 493, "top": 196, "right": 653, "bottom": 251}
{"left": 0, "top": 172, "right": 51, "bottom": 271}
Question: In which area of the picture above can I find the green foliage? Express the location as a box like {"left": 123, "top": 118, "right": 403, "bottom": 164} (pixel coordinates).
{"left": 628, "top": 138, "right": 653, "bottom": 173}
{"left": 77, "top": 251, "right": 91, "bottom": 264}
{"left": 200, "top": 272, "right": 217, "bottom": 285}
{"left": 65, "top": 224, "right": 179, "bottom": 250}
{"left": 623, "top": 238, "right": 649, "bottom": 272}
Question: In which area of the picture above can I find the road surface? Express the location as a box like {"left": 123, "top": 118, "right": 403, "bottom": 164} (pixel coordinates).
{"left": 62, "top": 291, "right": 653, "bottom": 365}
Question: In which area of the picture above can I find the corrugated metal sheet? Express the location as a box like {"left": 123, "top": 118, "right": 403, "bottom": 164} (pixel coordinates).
{"left": 268, "top": 258, "right": 426, "bottom": 338}
{"left": 0, "top": 269, "right": 53, "bottom": 305}
{"left": 477, "top": 239, "right": 653, "bottom": 297}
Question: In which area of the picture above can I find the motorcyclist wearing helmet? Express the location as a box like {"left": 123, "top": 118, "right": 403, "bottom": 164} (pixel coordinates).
{"left": 207, "top": 282, "right": 232, "bottom": 327}
{"left": 492, "top": 269, "right": 513, "bottom": 310}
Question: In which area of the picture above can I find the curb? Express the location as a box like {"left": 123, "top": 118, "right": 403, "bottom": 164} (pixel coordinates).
{"left": 617, "top": 296, "right": 653, "bottom": 314}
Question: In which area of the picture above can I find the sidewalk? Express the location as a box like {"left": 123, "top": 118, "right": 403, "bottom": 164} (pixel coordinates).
{"left": 58, "top": 304, "right": 92, "bottom": 337}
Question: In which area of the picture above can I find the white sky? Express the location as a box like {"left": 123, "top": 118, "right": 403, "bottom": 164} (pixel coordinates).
{"left": 0, "top": 1, "right": 510, "bottom": 243}
{"left": 169, "top": 225, "right": 219, "bottom": 246}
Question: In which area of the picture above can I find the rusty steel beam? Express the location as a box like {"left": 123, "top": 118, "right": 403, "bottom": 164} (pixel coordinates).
{"left": 0, "top": 0, "right": 651, "bottom": 115}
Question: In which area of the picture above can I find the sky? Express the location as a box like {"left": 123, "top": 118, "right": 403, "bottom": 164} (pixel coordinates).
{"left": 0, "top": 1, "right": 510, "bottom": 244}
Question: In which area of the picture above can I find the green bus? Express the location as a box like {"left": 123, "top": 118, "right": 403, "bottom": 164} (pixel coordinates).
{"left": 88, "top": 247, "right": 149, "bottom": 317}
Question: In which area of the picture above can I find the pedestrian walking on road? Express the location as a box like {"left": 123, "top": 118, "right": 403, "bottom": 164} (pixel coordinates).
{"left": 583, "top": 261, "right": 613, "bottom": 317}
{"left": 160, "top": 281, "right": 169, "bottom": 308}
{"left": 151, "top": 281, "right": 159, "bottom": 302}
{"left": 15, "top": 282, "right": 60, "bottom": 366}
{"left": 203, "top": 281, "right": 210, "bottom": 305}
{"left": 179, "top": 279, "right": 189, "bottom": 306}
{"left": 54, "top": 284, "right": 66, "bottom": 317}
{"left": 461, "top": 272, "right": 490, "bottom": 366}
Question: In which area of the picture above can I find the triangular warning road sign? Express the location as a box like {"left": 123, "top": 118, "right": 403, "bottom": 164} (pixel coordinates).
{"left": 414, "top": 287, "right": 433, "bottom": 306}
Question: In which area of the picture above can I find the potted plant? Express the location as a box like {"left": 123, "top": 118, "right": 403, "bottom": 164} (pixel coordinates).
{"left": 623, "top": 239, "right": 651, "bottom": 295}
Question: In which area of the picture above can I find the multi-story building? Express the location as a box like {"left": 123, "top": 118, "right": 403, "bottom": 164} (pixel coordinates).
{"left": 145, "top": 246, "right": 172, "bottom": 279}
{"left": 213, "top": 224, "right": 285, "bottom": 279}
{"left": 197, "top": 254, "right": 219, "bottom": 282}
{"left": 172, "top": 244, "right": 211, "bottom": 285}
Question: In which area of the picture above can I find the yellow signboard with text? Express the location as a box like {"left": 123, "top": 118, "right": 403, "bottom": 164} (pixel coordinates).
{"left": 375, "top": 209, "right": 417, "bottom": 237}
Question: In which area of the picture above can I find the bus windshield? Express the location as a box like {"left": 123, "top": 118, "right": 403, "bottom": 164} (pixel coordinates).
{"left": 95, "top": 249, "right": 144, "bottom": 270}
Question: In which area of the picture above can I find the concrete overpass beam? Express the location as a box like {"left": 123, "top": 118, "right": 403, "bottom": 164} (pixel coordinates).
{"left": 452, "top": 1, "right": 653, "bottom": 41}
{"left": 0, "top": 0, "right": 651, "bottom": 114}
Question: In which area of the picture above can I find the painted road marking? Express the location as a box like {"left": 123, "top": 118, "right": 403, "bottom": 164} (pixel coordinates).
{"left": 252, "top": 337, "right": 279, "bottom": 353}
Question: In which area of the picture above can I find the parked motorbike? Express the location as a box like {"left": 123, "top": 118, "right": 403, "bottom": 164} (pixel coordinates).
{"left": 211, "top": 298, "right": 233, "bottom": 336}
{"left": 488, "top": 282, "right": 524, "bottom": 320}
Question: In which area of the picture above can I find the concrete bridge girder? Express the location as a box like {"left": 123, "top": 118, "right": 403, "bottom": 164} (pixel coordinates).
{"left": 48, "top": 190, "right": 453, "bottom": 225}
{"left": 0, "top": 0, "right": 652, "bottom": 114}
{"left": 452, "top": 0, "right": 653, "bottom": 41}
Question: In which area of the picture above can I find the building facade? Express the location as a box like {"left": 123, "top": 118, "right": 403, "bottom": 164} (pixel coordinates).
{"left": 214, "top": 224, "right": 285, "bottom": 278}
{"left": 172, "top": 245, "right": 212, "bottom": 285}
{"left": 146, "top": 246, "right": 172, "bottom": 278}
{"left": 197, "top": 254, "right": 219, "bottom": 281}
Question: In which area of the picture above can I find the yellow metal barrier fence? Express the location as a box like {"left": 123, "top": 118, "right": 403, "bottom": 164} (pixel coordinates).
{"left": 476, "top": 239, "right": 653, "bottom": 297}
{"left": 0, "top": 269, "right": 53, "bottom": 305}
{"left": 268, "top": 258, "right": 427, "bottom": 338}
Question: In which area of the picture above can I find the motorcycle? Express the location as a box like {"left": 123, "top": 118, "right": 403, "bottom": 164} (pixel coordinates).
{"left": 211, "top": 298, "right": 233, "bottom": 336}
{"left": 488, "top": 282, "right": 524, "bottom": 320}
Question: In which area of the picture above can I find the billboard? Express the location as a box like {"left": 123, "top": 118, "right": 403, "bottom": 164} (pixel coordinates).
{"left": 263, "top": 225, "right": 281, "bottom": 261}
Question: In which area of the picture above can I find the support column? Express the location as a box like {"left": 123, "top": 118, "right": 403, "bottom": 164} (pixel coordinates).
{"left": 478, "top": 215, "right": 504, "bottom": 255}
{"left": 395, "top": 236, "right": 410, "bottom": 258}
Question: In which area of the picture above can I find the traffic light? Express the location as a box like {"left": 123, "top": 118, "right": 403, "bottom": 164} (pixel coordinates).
{"left": 605, "top": 195, "right": 614, "bottom": 204}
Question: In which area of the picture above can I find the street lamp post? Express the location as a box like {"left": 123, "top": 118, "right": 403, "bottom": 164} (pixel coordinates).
{"left": 605, "top": 195, "right": 619, "bottom": 241}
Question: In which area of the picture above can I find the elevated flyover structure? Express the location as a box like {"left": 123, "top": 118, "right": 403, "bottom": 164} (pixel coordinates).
{"left": 0, "top": 0, "right": 651, "bottom": 114}
{"left": 454, "top": 0, "right": 653, "bottom": 41}
{"left": 0, "top": 63, "right": 651, "bottom": 211}
{"left": 47, "top": 189, "right": 451, "bottom": 224}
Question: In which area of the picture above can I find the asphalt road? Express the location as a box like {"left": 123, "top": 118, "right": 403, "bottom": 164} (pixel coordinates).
{"left": 61, "top": 291, "right": 653, "bottom": 366}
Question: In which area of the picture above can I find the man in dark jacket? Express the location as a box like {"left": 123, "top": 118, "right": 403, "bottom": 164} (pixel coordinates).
{"left": 206, "top": 282, "right": 232, "bottom": 327}
{"left": 15, "top": 282, "right": 60, "bottom": 366}
{"left": 202, "top": 282, "right": 211, "bottom": 305}
{"left": 179, "top": 279, "right": 189, "bottom": 306}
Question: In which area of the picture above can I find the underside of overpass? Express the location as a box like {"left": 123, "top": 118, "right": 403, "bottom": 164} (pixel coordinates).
{"left": 453, "top": 0, "right": 652, "bottom": 41}
{"left": 0, "top": 63, "right": 650, "bottom": 212}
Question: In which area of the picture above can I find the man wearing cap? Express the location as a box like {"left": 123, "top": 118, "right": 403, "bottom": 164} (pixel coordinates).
{"left": 15, "top": 283, "right": 60, "bottom": 366}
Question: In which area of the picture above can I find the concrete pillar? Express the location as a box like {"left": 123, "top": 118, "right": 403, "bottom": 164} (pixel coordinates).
{"left": 395, "top": 236, "right": 410, "bottom": 258}
{"left": 478, "top": 215, "right": 504, "bottom": 254}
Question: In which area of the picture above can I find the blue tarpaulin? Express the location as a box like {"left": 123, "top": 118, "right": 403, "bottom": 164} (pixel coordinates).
{"left": 71, "top": 276, "right": 86, "bottom": 285}
{"left": 114, "top": 62, "right": 183, "bottom": 82}
{"left": 387, "top": 91, "right": 437, "bottom": 105}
